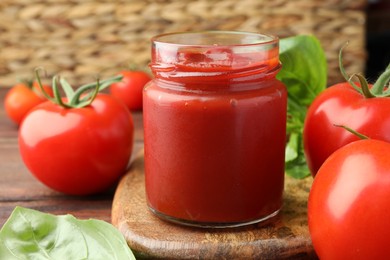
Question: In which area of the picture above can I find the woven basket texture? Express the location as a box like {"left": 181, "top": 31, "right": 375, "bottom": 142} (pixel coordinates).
{"left": 0, "top": 0, "right": 367, "bottom": 87}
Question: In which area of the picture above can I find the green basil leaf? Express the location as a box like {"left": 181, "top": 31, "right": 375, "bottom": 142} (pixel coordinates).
{"left": 278, "top": 35, "right": 327, "bottom": 178}
{"left": 285, "top": 132, "right": 299, "bottom": 162}
{"left": 0, "top": 206, "right": 135, "bottom": 260}
{"left": 278, "top": 35, "right": 327, "bottom": 106}
{"left": 285, "top": 156, "right": 311, "bottom": 179}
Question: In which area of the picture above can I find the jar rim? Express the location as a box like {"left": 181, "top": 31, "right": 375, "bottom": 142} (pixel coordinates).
{"left": 150, "top": 30, "right": 281, "bottom": 81}
{"left": 151, "top": 31, "right": 279, "bottom": 47}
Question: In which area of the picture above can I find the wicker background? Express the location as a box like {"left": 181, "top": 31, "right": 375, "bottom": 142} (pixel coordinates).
{"left": 0, "top": 0, "right": 367, "bottom": 87}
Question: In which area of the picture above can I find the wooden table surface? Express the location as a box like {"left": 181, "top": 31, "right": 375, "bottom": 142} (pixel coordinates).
{"left": 0, "top": 87, "right": 144, "bottom": 227}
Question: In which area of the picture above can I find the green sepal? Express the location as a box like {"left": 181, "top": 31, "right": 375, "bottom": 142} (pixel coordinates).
{"left": 374, "top": 64, "right": 390, "bottom": 96}
{"left": 60, "top": 77, "right": 76, "bottom": 102}
{"left": 52, "top": 75, "right": 72, "bottom": 108}
{"left": 334, "top": 124, "right": 369, "bottom": 140}
{"left": 338, "top": 43, "right": 363, "bottom": 94}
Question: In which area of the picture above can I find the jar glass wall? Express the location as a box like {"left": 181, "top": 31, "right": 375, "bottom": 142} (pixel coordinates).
{"left": 143, "top": 31, "right": 287, "bottom": 228}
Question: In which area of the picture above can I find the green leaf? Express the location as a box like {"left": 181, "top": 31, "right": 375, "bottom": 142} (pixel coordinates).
{"left": 285, "top": 157, "right": 311, "bottom": 179}
{"left": 278, "top": 35, "right": 327, "bottom": 106}
{"left": 285, "top": 132, "right": 299, "bottom": 162}
{"left": 0, "top": 207, "right": 135, "bottom": 260}
{"left": 278, "top": 35, "right": 327, "bottom": 178}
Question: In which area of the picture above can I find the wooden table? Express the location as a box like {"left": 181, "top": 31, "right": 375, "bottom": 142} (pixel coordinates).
{"left": 0, "top": 87, "right": 144, "bottom": 227}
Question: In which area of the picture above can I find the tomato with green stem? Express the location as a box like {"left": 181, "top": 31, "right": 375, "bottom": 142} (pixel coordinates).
{"left": 18, "top": 70, "right": 134, "bottom": 195}
{"left": 303, "top": 47, "right": 390, "bottom": 176}
{"left": 109, "top": 70, "right": 152, "bottom": 111}
{"left": 308, "top": 138, "right": 390, "bottom": 259}
{"left": 4, "top": 80, "right": 53, "bottom": 125}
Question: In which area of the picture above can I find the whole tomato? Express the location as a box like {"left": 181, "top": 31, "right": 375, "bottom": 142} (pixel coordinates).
{"left": 308, "top": 139, "right": 390, "bottom": 259}
{"left": 19, "top": 75, "right": 134, "bottom": 195}
{"left": 304, "top": 67, "right": 390, "bottom": 176}
{"left": 4, "top": 81, "right": 53, "bottom": 125}
{"left": 110, "top": 70, "right": 152, "bottom": 111}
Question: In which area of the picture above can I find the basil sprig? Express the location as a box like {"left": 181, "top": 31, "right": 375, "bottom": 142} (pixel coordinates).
{"left": 278, "top": 35, "right": 327, "bottom": 178}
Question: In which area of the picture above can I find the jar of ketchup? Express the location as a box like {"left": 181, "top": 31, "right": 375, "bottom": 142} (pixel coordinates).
{"left": 143, "top": 31, "right": 287, "bottom": 228}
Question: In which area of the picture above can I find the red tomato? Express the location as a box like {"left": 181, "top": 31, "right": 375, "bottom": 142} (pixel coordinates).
{"left": 18, "top": 94, "right": 134, "bottom": 195}
{"left": 303, "top": 82, "right": 390, "bottom": 176}
{"left": 109, "top": 70, "right": 152, "bottom": 111}
{"left": 4, "top": 82, "right": 53, "bottom": 125}
{"left": 308, "top": 139, "right": 390, "bottom": 259}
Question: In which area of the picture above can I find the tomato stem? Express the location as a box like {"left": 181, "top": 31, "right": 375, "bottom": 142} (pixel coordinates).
{"left": 34, "top": 67, "right": 123, "bottom": 109}
{"left": 339, "top": 45, "right": 390, "bottom": 98}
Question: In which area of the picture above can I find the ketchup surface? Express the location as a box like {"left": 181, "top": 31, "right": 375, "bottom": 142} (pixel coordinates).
{"left": 143, "top": 31, "right": 287, "bottom": 227}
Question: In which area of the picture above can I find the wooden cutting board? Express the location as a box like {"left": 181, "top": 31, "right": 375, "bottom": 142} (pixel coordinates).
{"left": 112, "top": 151, "right": 318, "bottom": 259}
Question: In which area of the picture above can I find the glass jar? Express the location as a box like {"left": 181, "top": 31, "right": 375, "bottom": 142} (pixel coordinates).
{"left": 143, "top": 31, "right": 287, "bottom": 228}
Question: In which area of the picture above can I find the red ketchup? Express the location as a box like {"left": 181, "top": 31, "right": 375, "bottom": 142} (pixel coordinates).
{"left": 143, "top": 31, "right": 287, "bottom": 228}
